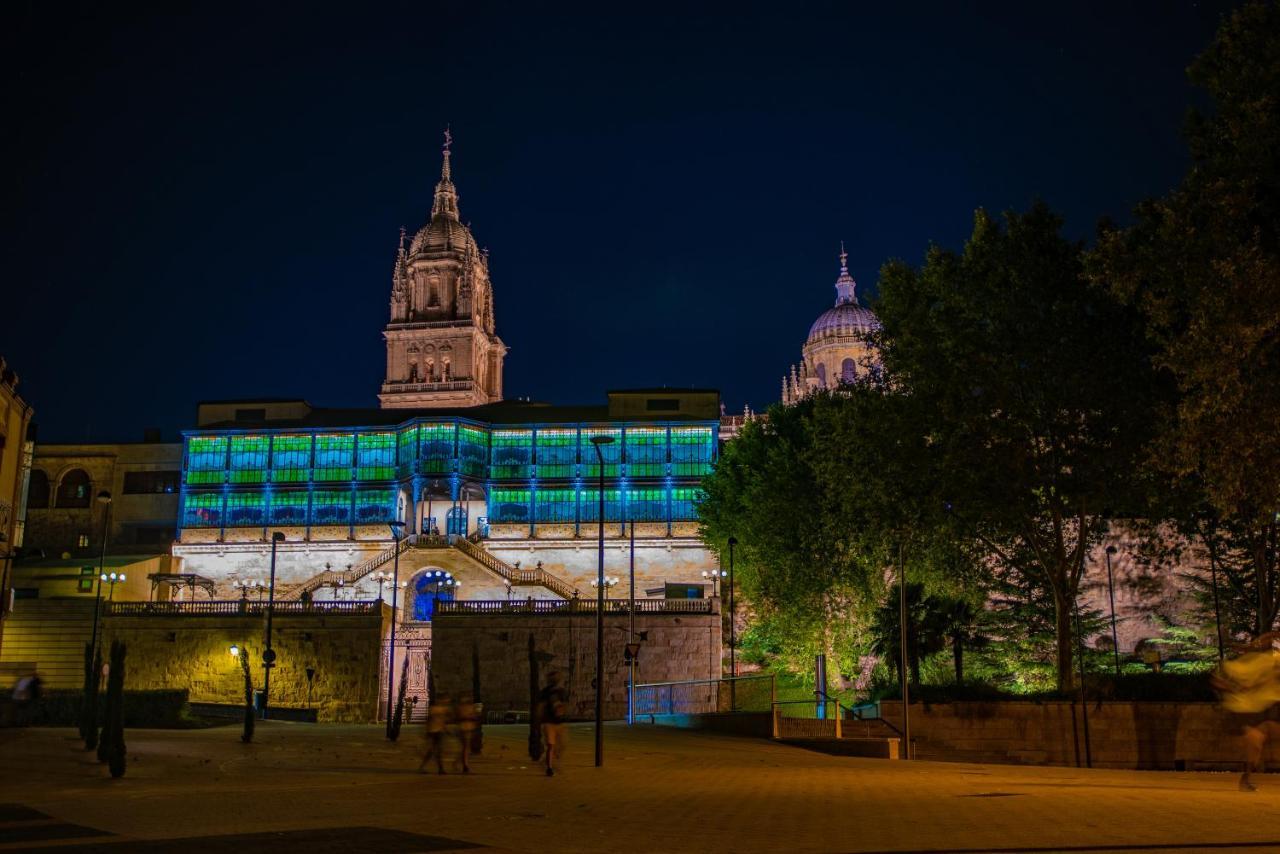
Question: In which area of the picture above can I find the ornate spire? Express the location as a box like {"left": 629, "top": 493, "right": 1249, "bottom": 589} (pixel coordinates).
{"left": 834, "top": 243, "right": 857, "bottom": 306}
{"left": 432, "top": 127, "right": 459, "bottom": 220}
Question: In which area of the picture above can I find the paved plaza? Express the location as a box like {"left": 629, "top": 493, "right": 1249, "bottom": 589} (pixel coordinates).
{"left": 1, "top": 722, "right": 1277, "bottom": 853}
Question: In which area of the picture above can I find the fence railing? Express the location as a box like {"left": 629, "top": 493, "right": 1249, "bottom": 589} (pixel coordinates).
{"left": 434, "top": 598, "right": 714, "bottom": 617}
{"left": 106, "top": 600, "right": 383, "bottom": 617}
{"left": 633, "top": 675, "right": 775, "bottom": 716}
{"left": 771, "top": 697, "right": 903, "bottom": 741}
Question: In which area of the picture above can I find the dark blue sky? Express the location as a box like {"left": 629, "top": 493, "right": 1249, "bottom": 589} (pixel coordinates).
{"left": 7, "top": 1, "right": 1234, "bottom": 441}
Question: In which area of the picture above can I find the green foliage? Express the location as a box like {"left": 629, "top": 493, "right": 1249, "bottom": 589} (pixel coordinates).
{"left": 239, "top": 648, "right": 254, "bottom": 744}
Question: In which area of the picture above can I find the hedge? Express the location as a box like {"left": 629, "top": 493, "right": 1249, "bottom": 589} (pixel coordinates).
{"left": 27, "top": 689, "right": 191, "bottom": 728}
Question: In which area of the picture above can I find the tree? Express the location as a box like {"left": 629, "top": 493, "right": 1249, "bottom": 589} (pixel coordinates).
{"left": 1090, "top": 3, "right": 1280, "bottom": 637}
{"left": 874, "top": 203, "right": 1159, "bottom": 691}
{"left": 79, "top": 642, "right": 97, "bottom": 747}
{"left": 389, "top": 656, "right": 409, "bottom": 741}
{"left": 240, "top": 647, "right": 255, "bottom": 744}
{"left": 105, "top": 641, "right": 127, "bottom": 778}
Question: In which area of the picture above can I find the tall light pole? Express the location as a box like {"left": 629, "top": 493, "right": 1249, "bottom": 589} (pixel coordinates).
{"left": 261, "top": 531, "right": 285, "bottom": 719}
{"left": 89, "top": 491, "right": 112, "bottom": 659}
{"left": 899, "top": 541, "right": 911, "bottom": 759}
{"left": 727, "top": 537, "right": 737, "bottom": 711}
{"left": 384, "top": 519, "right": 407, "bottom": 738}
{"left": 628, "top": 519, "right": 636, "bottom": 726}
{"left": 1104, "top": 545, "right": 1121, "bottom": 677}
{"left": 590, "top": 434, "right": 614, "bottom": 767}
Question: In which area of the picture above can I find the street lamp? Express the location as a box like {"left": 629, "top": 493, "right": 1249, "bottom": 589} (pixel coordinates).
{"left": 1104, "top": 545, "right": 1121, "bottom": 677}
{"left": 384, "top": 520, "right": 407, "bottom": 739}
{"left": 372, "top": 570, "right": 392, "bottom": 601}
{"left": 261, "top": 531, "right": 285, "bottom": 720}
{"left": 89, "top": 491, "right": 113, "bottom": 659}
{"left": 591, "top": 576, "right": 619, "bottom": 599}
{"left": 590, "top": 434, "right": 614, "bottom": 768}
{"left": 701, "top": 568, "right": 726, "bottom": 598}
{"left": 99, "top": 571, "right": 126, "bottom": 601}
{"left": 727, "top": 537, "right": 738, "bottom": 711}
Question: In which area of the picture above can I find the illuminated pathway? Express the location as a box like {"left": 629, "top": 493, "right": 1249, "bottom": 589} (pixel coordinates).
{"left": 1, "top": 722, "right": 1277, "bottom": 853}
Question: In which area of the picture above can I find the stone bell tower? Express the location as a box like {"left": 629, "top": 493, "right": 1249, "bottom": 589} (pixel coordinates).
{"left": 379, "top": 131, "right": 507, "bottom": 409}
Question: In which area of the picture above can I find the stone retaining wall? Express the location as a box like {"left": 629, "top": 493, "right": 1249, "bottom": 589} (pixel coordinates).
{"left": 431, "top": 608, "right": 722, "bottom": 720}
{"left": 879, "top": 700, "right": 1280, "bottom": 769}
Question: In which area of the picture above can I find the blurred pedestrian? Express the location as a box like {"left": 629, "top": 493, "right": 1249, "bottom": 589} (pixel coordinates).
{"left": 1213, "top": 631, "right": 1280, "bottom": 791}
{"left": 538, "top": 671, "right": 568, "bottom": 777}
{"left": 455, "top": 695, "right": 480, "bottom": 773}
{"left": 418, "top": 693, "right": 451, "bottom": 774}
{"left": 11, "top": 671, "right": 42, "bottom": 726}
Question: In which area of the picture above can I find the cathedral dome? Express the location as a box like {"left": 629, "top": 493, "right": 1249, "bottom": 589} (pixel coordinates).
{"left": 410, "top": 215, "right": 475, "bottom": 255}
{"left": 807, "top": 301, "right": 880, "bottom": 343}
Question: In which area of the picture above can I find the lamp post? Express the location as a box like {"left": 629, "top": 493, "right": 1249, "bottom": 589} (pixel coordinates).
{"left": 727, "top": 537, "right": 738, "bottom": 712}
{"left": 591, "top": 576, "right": 619, "bottom": 599}
{"left": 628, "top": 519, "right": 637, "bottom": 726}
{"left": 701, "top": 568, "right": 726, "bottom": 598}
{"left": 372, "top": 570, "right": 392, "bottom": 601}
{"left": 590, "top": 434, "right": 614, "bottom": 768}
{"left": 89, "top": 491, "right": 113, "bottom": 659}
{"left": 384, "top": 520, "right": 406, "bottom": 738}
{"left": 261, "top": 531, "right": 285, "bottom": 719}
{"left": 99, "top": 571, "right": 126, "bottom": 601}
{"left": 1104, "top": 546, "right": 1121, "bottom": 677}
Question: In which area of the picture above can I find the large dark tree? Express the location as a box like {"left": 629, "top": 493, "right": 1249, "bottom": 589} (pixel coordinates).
{"left": 874, "top": 203, "right": 1159, "bottom": 691}
{"left": 1090, "top": 3, "right": 1280, "bottom": 637}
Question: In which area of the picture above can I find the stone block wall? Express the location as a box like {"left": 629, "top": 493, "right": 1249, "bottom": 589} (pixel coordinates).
{"left": 102, "top": 610, "right": 387, "bottom": 722}
{"left": 431, "top": 608, "right": 722, "bottom": 720}
{"left": 879, "top": 700, "right": 1280, "bottom": 769}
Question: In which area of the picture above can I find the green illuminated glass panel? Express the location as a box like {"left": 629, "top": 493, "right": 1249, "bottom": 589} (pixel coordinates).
{"left": 419, "top": 423, "right": 454, "bottom": 475}
{"left": 356, "top": 432, "right": 396, "bottom": 481}
{"left": 491, "top": 430, "right": 532, "bottom": 479}
{"left": 535, "top": 429, "right": 576, "bottom": 478}
{"left": 228, "top": 436, "right": 269, "bottom": 484}
{"left": 580, "top": 428, "right": 622, "bottom": 478}
{"left": 490, "top": 488, "right": 530, "bottom": 523}
{"left": 270, "top": 490, "right": 308, "bottom": 525}
{"left": 459, "top": 426, "right": 488, "bottom": 477}
{"left": 182, "top": 491, "right": 223, "bottom": 527}
{"left": 580, "top": 489, "right": 622, "bottom": 522}
{"left": 186, "top": 436, "right": 227, "bottom": 485}
{"left": 627, "top": 487, "right": 666, "bottom": 522}
{"left": 397, "top": 426, "right": 419, "bottom": 473}
{"left": 671, "top": 487, "right": 704, "bottom": 521}
{"left": 535, "top": 488, "right": 575, "bottom": 523}
{"left": 355, "top": 487, "right": 396, "bottom": 523}
{"left": 226, "top": 491, "right": 266, "bottom": 526}
{"left": 310, "top": 488, "right": 352, "bottom": 525}
{"left": 313, "top": 434, "right": 354, "bottom": 482}
{"left": 625, "top": 427, "right": 667, "bottom": 477}
{"left": 671, "top": 426, "right": 715, "bottom": 476}
{"left": 271, "top": 435, "right": 311, "bottom": 483}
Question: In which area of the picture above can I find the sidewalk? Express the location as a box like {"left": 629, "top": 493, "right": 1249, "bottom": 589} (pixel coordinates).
{"left": 1, "top": 722, "right": 1277, "bottom": 853}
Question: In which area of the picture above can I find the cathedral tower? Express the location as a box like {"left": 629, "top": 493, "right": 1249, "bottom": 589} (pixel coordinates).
{"left": 379, "top": 133, "right": 507, "bottom": 409}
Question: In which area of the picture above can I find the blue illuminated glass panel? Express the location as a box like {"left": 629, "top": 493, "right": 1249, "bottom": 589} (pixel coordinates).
{"left": 671, "top": 487, "right": 704, "bottom": 520}
{"left": 311, "top": 488, "right": 352, "bottom": 525}
{"left": 355, "top": 487, "right": 395, "bottom": 523}
{"left": 626, "top": 487, "right": 666, "bottom": 522}
{"left": 419, "top": 424, "right": 454, "bottom": 475}
{"left": 671, "top": 427, "right": 715, "bottom": 476}
{"left": 581, "top": 428, "right": 622, "bottom": 478}
{"left": 535, "top": 429, "right": 576, "bottom": 478}
{"left": 459, "top": 426, "right": 488, "bottom": 477}
{"left": 491, "top": 430, "right": 532, "bottom": 479}
{"left": 228, "top": 436, "right": 269, "bottom": 484}
{"left": 625, "top": 428, "right": 667, "bottom": 477}
{"left": 186, "top": 437, "right": 227, "bottom": 485}
{"left": 397, "top": 426, "right": 419, "bottom": 474}
{"left": 314, "top": 434, "right": 354, "bottom": 482}
{"left": 356, "top": 432, "right": 396, "bottom": 480}
{"left": 182, "top": 491, "right": 223, "bottom": 527}
{"left": 270, "top": 490, "right": 308, "bottom": 525}
{"left": 271, "top": 435, "right": 311, "bottom": 483}
{"left": 580, "top": 489, "right": 622, "bottom": 522}
{"left": 490, "top": 488, "right": 530, "bottom": 523}
{"left": 535, "top": 488, "right": 576, "bottom": 523}
{"left": 226, "top": 491, "right": 266, "bottom": 526}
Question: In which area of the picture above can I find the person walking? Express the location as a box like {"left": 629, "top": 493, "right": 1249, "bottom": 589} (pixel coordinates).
{"left": 1213, "top": 631, "right": 1280, "bottom": 791}
{"left": 418, "top": 694, "right": 451, "bottom": 774}
{"left": 538, "top": 672, "right": 568, "bottom": 777}
{"left": 455, "top": 695, "right": 480, "bottom": 773}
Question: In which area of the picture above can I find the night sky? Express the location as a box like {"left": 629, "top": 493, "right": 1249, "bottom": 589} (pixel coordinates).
{"left": 7, "top": 1, "right": 1235, "bottom": 442}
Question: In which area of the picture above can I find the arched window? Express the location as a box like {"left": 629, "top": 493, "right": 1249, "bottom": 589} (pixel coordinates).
{"left": 841, "top": 358, "right": 857, "bottom": 384}
{"left": 815, "top": 363, "right": 827, "bottom": 388}
{"left": 56, "top": 469, "right": 92, "bottom": 508}
{"left": 27, "top": 469, "right": 50, "bottom": 509}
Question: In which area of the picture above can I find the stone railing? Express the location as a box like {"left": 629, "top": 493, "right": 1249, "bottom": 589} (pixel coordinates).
{"left": 107, "top": 600, "right": 382, "bottom": 617}
{"left": 434, "top": 598, "right": 713, "bottom": 616}
{"left": 449, "top": 535, "right": 579, "bottom": 600}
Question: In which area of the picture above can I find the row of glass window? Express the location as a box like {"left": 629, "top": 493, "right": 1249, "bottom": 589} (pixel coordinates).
{"left": 187, "top": 425, "right": 716, "bottom": 485}
{"left": 182, "top": 488, "right": 396, "bottom": 528}
{"left": 488, "top": 487, "right": 704, "bottom": 524}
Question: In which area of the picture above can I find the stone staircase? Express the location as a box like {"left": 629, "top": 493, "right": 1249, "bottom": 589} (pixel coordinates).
{"left": 0, "top": 599, "right": 96, "bottom": 689}
{"left": 288, "top": 534, "right": 578, "bottom": 601}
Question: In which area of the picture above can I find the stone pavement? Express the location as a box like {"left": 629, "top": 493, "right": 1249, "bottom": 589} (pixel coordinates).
{"left": 1, "top": 722, "right": 1278, "bottom": 853}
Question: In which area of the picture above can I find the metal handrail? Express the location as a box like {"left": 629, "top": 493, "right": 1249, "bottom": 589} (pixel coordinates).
{"left": 291, "top": 534, "right": 419, "bottom": 599}
{"left": 450, "top": 535, "right": 579, "bottom": 600}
